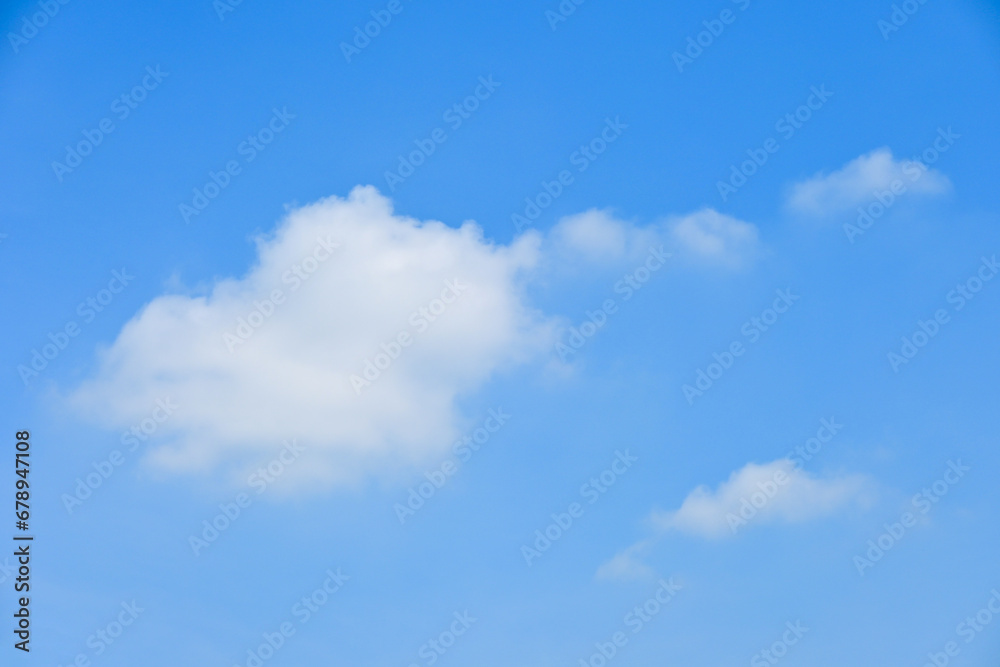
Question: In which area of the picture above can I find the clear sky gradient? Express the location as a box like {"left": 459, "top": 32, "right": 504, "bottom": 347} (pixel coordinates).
{"left": 2, "top": 0, "right": 999, "bottom": 665}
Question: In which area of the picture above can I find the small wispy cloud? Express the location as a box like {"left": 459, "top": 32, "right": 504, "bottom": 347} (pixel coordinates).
{"left": 595, "top": 539, "right": 656, "bottom": 582}
{"left": 652, "top": 459, "right": 871, "bottom": 539}
{"left": 597, "top": 459, "right": 873, "bottom": 581}
{"left": 786, "top": 147, "right": 950, "bottom": 218}
{"left": 549, "top": 207, "right": 760, "bottom": 270}
{"left": 668, "top": 208, "right": 760, "bottom": 269}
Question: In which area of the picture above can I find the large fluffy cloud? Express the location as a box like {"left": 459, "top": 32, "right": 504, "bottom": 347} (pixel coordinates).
{"left": 68, "top": 186, "right": 555, "bottom": 487}
{"left": 66, "top": 188, "right": 761, "bottom": 490}
{"left": 786, "top": 147, "right": 950, "bottom": 217}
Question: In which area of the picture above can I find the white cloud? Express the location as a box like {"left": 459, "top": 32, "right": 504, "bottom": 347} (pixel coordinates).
{"left": 786, "top": 147, "right": 951, "bottom": 217}
{"left": 549, "top": 207, "right": 760, "bottom": 270}
{"left": 67, "top": 186, "right": 556, "bottom": 489}
{"left": 597, "top": 459, "right": 871, "bottom": 580}
{"left": 65, "top": 188, "right": 763, "bottom": 491}
{"left": 549, "top": 209, "right": 650, "bottom": 263}
{"left": 652, "top": 459, "right": 871, "bottom": 539}
{"left": 668, "top": 208, "right": 760, "bottom": 269}
{"left": 550, "top": 209, "right": 628, "bottom": 261}
{"left": 595, "top": 540, "right": 655, "bottom": 582}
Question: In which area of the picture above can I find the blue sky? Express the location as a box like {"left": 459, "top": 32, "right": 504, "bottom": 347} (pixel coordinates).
{"left": 2, "top": 0, "right": 1000, "bottom": 665}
